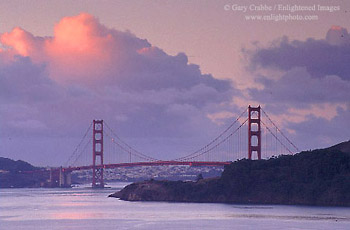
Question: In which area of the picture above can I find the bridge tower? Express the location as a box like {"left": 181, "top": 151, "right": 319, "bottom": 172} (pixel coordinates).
{"left": 248, "top": 105, "right": 261, "bottom": 160}
{"left": 92, "top": 120, "right": 104, "bottom": 188}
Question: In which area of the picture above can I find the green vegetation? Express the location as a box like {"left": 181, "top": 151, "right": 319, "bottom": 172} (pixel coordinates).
{"left": 111, "top": 141, "right": 350, "bottom": 206}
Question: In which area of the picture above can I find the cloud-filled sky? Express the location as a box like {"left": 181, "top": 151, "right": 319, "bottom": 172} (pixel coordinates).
{"left": 0, "top": 0, "right": 349, "bottom": 166}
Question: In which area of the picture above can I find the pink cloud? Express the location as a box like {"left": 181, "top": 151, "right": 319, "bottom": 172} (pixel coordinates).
{"left": 0, "top": 12, "right": 230, "bottom": 94}
{"left": 0, "top": 13, "right": 150, "bottom": 85}
{"left": 45, "top": 13, "right": 116, "bottom": 83}
{"left": 1, "top": 27, "right": 45, "bottom": 61}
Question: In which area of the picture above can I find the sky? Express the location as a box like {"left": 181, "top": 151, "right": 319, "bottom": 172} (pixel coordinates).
{"left": 0, "top": 0, "right": 349, "bottom": 166}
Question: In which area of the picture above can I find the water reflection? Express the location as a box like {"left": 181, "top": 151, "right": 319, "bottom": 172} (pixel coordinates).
{"left": 53, "top": 212, "right": 105, "bottom": 220}
{"left": 1, "top": 183, "right": 349, "bottom": 230}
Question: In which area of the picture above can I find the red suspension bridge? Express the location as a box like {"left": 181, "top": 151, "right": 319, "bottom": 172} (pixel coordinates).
{"left": 37, "top": 106, "right": 299, "bottom": 188}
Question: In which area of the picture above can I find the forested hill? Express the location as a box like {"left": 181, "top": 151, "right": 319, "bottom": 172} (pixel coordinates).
{"left": 219, "top": 140, "right": 350, "bottom": 206}
{"left": 0, "top": 157, "right": 37, "bottom": 172}
{"left": 0, "top": 157, "right": 41, "bottom": 188}
{"left": 111, "top": 140, "right": 350, "bottom": 206}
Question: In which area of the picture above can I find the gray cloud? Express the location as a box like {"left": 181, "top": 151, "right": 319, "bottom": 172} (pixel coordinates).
{"left": 0, "top": 14, "right": 237, "bottom": 165}
{"left": 249, "top": 67, "right": 350, "bottom": 106}
{"left": 249, "top": 28, "right": 350, "bottom": 81}
{"left": 245, "top": 26, "right": 350, "bottom": 150}
{"left": 286, "top": 106, "right": 350, "bottom": 150}
{"left": 0, "top": 56, "right": 62, "bottom": 103}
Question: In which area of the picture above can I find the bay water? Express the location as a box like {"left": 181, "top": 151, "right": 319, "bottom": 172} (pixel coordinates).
{"left": 1, "top": 182, "right": 349, "bottom": 230}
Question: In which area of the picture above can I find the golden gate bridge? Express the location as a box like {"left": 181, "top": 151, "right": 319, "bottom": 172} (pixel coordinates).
{"left": 30, "top": 106, "right": 299, "bottom": 188}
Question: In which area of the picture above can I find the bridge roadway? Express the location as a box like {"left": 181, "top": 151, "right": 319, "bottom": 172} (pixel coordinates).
{"left": 64, "top": 161, "right": 231, "bottom": 172}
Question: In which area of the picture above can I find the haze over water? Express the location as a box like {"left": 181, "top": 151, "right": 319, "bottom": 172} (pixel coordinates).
{"left": 1, "top": 183, "right": 349, "bottom": 230}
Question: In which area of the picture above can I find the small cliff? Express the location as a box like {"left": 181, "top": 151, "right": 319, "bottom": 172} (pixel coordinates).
{"left": 110, "top": 178, "right": 224, "bottom": 202}
{"left": 109, "top": 141, "right": 350, "bottom": 206}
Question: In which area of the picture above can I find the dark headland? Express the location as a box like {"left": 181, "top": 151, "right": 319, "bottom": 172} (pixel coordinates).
{"left": 0, "top": 157, "right": 42, "bottom": 188}
{"left": 109, "top": 141, "right": 350, "bottom": 206}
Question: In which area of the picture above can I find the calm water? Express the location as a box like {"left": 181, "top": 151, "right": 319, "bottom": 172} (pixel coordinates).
{"left": 0, "top": 182, "right": 349, "bottom": 230}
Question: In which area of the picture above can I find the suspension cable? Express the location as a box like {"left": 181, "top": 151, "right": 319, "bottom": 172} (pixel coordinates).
{"left": 180, "top": 118, "right": 248, "bottom": 161}
{"left": 103, "top": 130, "right": 158, "bottom": 162}
{"left": 103, "top": 121, "right": 159, "bottom": 161}
{"left": 64, "top": 122, "right": 93, "bottom": 167}
{"left": 70, "top": 139, "right": 92, "bottom": 166}
{"left": 261, "top": 108, "right": 300, "bottom": 152}
{"left": 261, "top": 120, "right": 293, "bottom": 154}
{"left": 173, "top": 108, "right": 248, "bottom": 161}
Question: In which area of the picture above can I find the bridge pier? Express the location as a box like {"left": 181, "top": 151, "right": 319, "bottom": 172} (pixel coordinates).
{"left": 59, "top": 167, "right": 72, "bottom": 188}
{"left": 92, "top": 120, "right": 104, "bottom": 188}
{"left": 46, "top": 168, "right": 71, "bottom": 188}
{"left": 248, "top": 105, "right": 261, "bottom": 160}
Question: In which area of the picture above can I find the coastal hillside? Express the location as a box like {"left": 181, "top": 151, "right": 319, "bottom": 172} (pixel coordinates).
{"left": 110, "top": 140, "right": 350, "bottom": 206}
{"left": 0, "top": 157, "right": 37, "bottom": 172}
{"left": 0, "top": 157, "right": 43, "bottom": 188}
